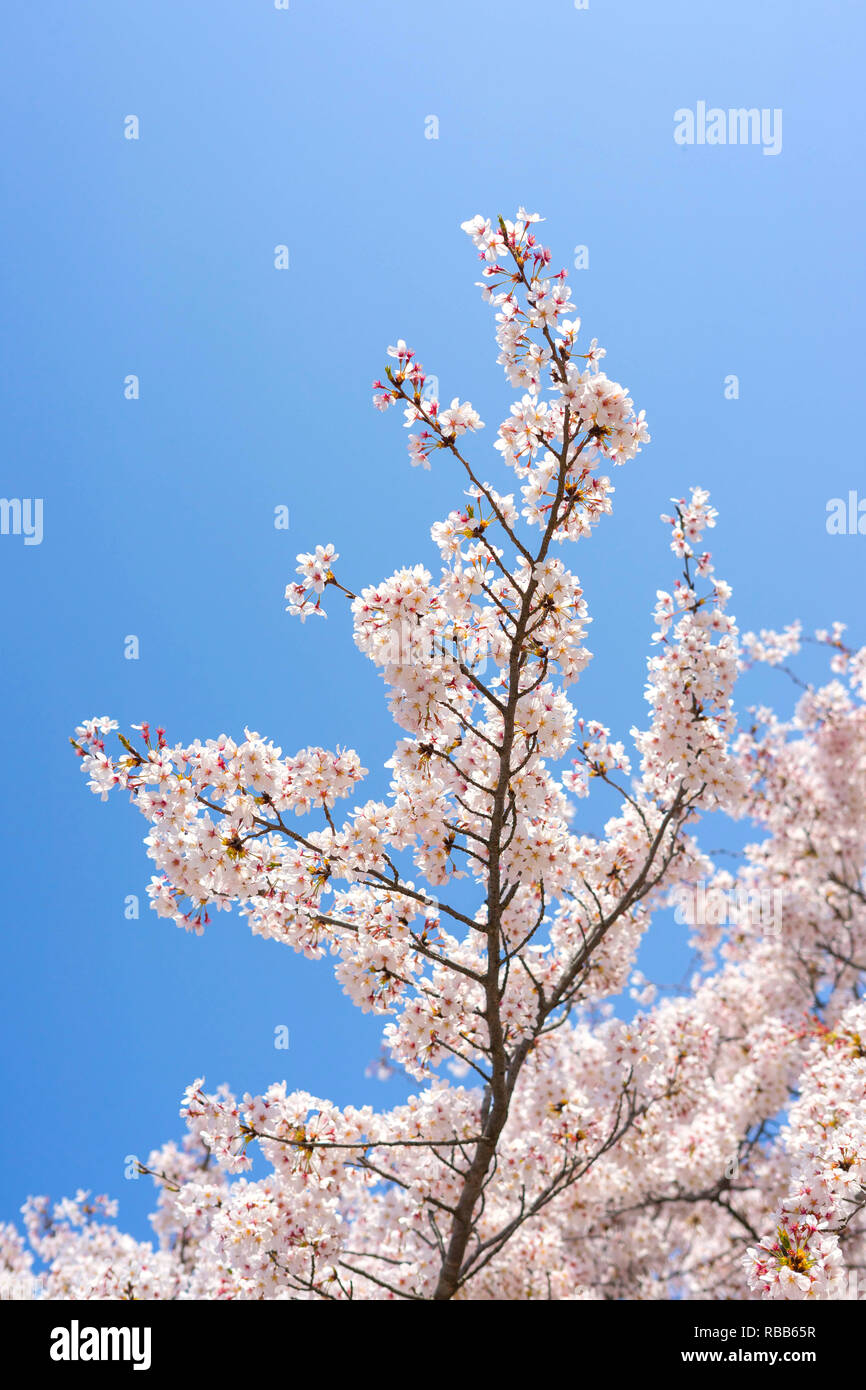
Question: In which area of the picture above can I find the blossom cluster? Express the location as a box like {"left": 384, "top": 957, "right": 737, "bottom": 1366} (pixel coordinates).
{"left": 8, "top": 212, "right": 865, "bottom": 1301}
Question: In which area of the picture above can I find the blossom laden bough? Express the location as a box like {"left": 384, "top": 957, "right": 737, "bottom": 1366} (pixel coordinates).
{"left": 11, "top": 212, "right": 866, "bottom": 1301}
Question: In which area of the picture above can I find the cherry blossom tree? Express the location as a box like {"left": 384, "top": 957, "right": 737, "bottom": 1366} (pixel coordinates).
{"left": 8, "top": 212, "right": 866, "bottom": 1301}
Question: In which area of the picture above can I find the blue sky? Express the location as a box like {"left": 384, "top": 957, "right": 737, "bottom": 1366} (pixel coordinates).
{"left": 1, "top": 0, "right": 864, "bottom": 1243}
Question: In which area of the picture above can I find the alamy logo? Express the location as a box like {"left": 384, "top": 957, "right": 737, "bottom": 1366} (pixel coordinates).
{"left": 0, "top": 497, "right": 43, "bottom": 545}
{"left": 826, "top": 491, "right": 866, "bottom": 535}
{"left": 673, "top": 883, "right": 783, "bottom": 935}
{"left": 674, "top": 102, "right": 782, "bottom": 156}
{"left": 49, "top": 1320, "right": 152, "bottom": 1372}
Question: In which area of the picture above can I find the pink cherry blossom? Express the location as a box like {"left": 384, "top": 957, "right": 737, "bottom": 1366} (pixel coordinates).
{"left": 9, "top": 212, "right": 864, "bottom": 1302}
